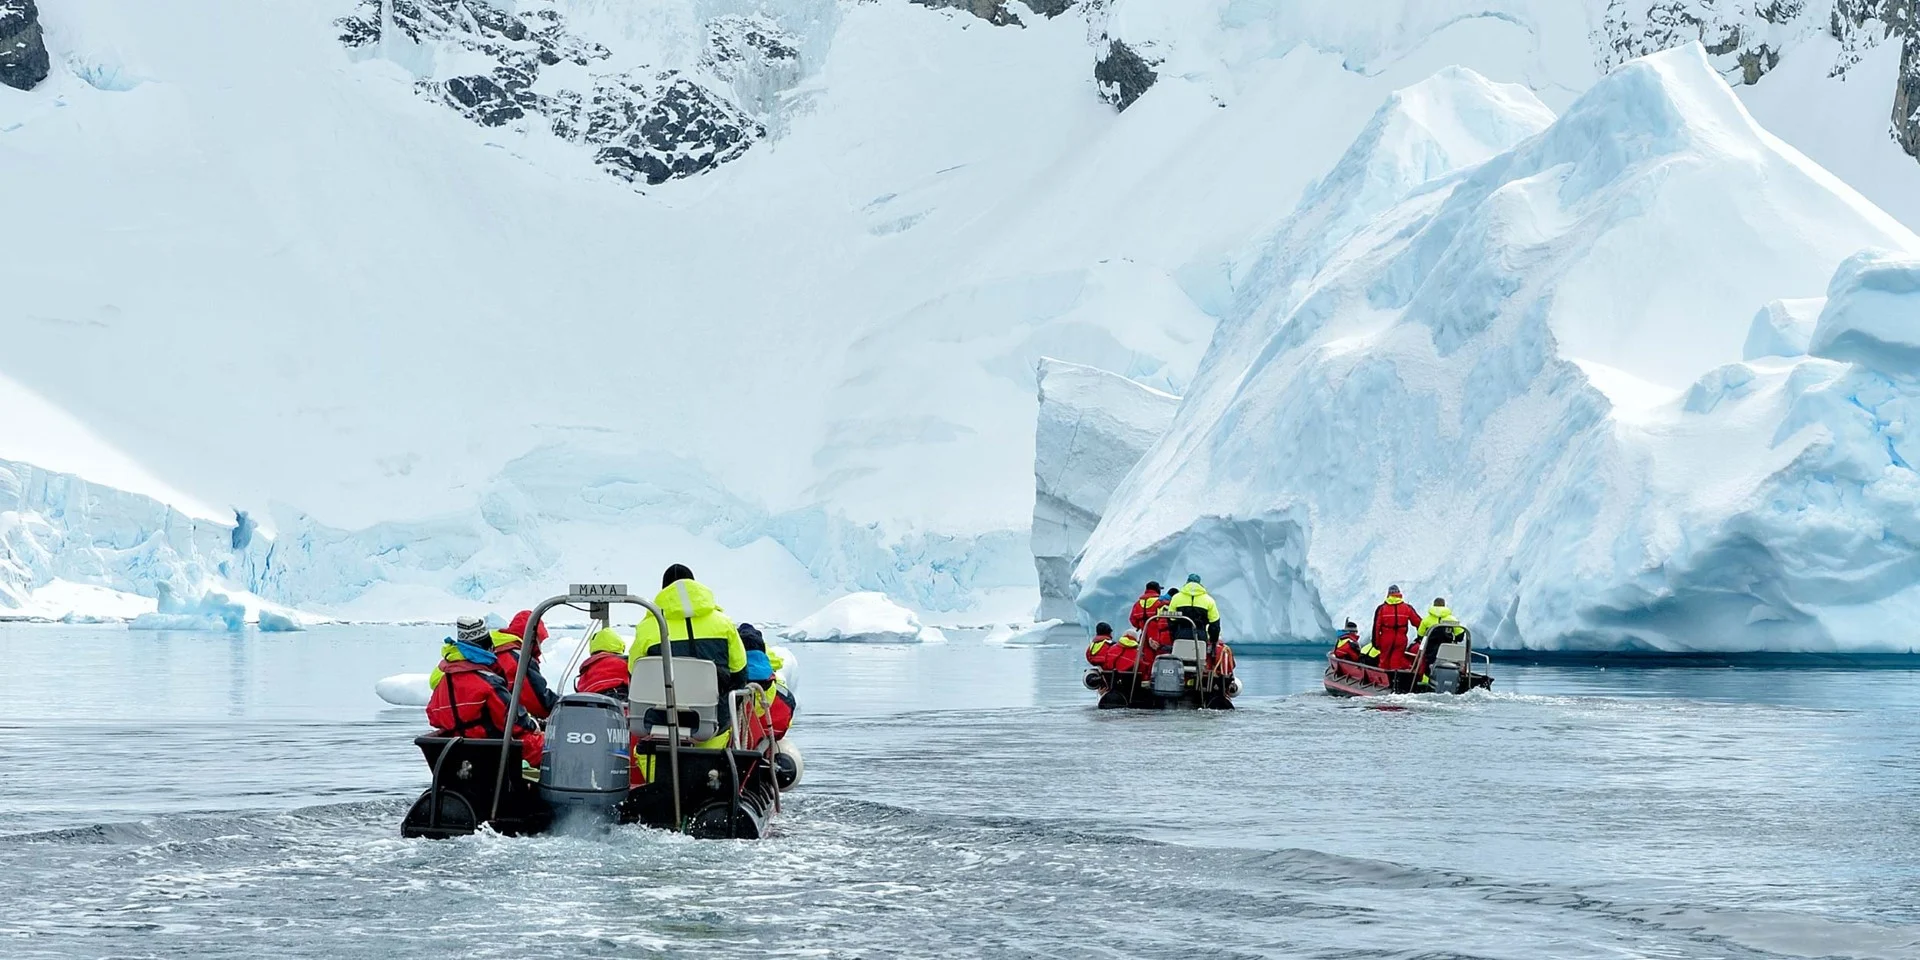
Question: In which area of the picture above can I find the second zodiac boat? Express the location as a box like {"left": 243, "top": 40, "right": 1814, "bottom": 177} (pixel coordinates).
{"left": 1323, "top": 620, "right": 1494, "bottom": 697}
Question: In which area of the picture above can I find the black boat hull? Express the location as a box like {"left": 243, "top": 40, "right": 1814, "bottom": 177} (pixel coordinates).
{"left": 1090, "top": 671, "right": 1236, "bottom": 710}
{"left": 401, "top": 736, "right": 780, "bottom": 840}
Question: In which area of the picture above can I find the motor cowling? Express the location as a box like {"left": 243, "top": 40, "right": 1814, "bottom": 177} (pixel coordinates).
{"left": 1082, "top": 668, "right": 1106, "bottom": 691}
{"left": 1150, "top": 656, "right": 1185, "bottom": 696}
{"left": 539, "top": 693, "right": 630, "bottom": 819}
{"left": 1226, "top": 676, "right": 1243, "bottom": 699}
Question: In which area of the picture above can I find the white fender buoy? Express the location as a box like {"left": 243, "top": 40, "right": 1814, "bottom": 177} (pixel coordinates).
{"left": 775, "top": 740, "right": 804, "bottom": 790}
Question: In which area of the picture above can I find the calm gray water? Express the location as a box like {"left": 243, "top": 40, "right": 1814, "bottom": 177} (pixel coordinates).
{"left": 1, "top": 623, "right": 1916, "bottom": 959}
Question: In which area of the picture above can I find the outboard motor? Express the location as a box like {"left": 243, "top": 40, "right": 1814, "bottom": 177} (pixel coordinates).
{"left": 1082, "top": 668, "right": 1106, "bottom": 691}
{"left": 539, "top": 693, "right": 630, "bottom": 823}
{"left": 1150, "top": 656, "right": 1185, "bottom": 696}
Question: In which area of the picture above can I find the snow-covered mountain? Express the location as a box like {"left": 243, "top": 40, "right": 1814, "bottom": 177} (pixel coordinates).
{"left": 1, "top": 1, "right": 1917, "bottom": 641}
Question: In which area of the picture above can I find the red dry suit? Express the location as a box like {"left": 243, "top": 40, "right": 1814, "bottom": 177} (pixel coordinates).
{"left": 1085, "top": 632, "right": 1119, "bottom": 668}
{"left": 575, "top": 652, "right": 631, "bottom": 696}
{"left": 1106, "top": 635, "right": 1143, "bottom": 673}
{"left": 426, "top": 659, "right": 545, "bottom": 766}
{"left": 1371, "top": 599, "right": 1422, "bottom": 671}
{"left": 1132, "top": 593, "right": 1174, "bottom": 667}
{"left": 1208, "top": 642, "right": 1237, "bottom": 678}
{"left": 745, "top": 684, "right": 798, "bottom": 746}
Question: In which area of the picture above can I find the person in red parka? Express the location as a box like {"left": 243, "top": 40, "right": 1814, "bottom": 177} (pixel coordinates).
{"left": 1084, "top": 622, "right": 1119, "bottom": 669}
{"left": 1107, "top": 632, "right": 1143, "bottom": 674}
{"left": 1131, "top": 583, "right": 1174, "bottom": 667}
{"left": 491, "top": 609, "right": 558, "bottom": 720}
{"left": 1331, "top": 620, "right": 1368, "bottom": 663}
{"left": 1370, "top": 586, "right": 1422, "bottom": 671}
{"left": 426, "top": 616, "right": 544, "bottom": 766}
{"left": 575, "top": 628, "right": 630, "bottom": 697}
{"left": 1128, "top": 581, "right": 1165, "bottom": 632}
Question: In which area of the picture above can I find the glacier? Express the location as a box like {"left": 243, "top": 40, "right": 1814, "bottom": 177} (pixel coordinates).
{"left": 1030, "top": 358, "right": 1178, "bottom": 621}
{"left": 1077, "top": 45, "right": 1920, "bottom": 653}
{"left": 4, "top": 2, "right": 1920, "bottom": 636}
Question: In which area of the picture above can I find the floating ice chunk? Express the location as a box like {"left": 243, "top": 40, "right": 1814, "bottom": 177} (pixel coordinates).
{"left": 256, "top": 610, "right": 303, "bottom": 632}
{"left": 1743, "top": 298, "right": 1824, "bottom": 360}
{"left": 783, "top": 592, "right": 934, "bottom": 643}
{"left": 128, "top": 584, "right": 247, "bottom": 632}
{"left": 376, "top": 673, "right": 432, "bottom": 707}
{"left": 1808, "top": 250, "right": 1920, "bottom": 373}
{"left": 983, "top": 619, "right": 1062, "bottom": 645}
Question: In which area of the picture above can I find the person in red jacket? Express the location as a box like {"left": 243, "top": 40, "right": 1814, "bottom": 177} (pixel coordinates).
{"left": 1132, "top": 584, "right": 1176, "bottom": 667}
{"left": 1331, "top": 620, "right": 1368, "bottom": 663}
{"left": 575, "top": 628, "right": 630, "bottom": 697}
{"left": 1128, "top": 581, "right": 1165, "bottom": 632}
{"left": 426, "top": 616, "right": 544, "bottom": 765}
{"left": 491, "top": 609, "right": 558, "bottom": 720}
{"left": 1107, "top": 632, "right": 1143, "bottom": 674}
{"left": 1084, "top": 622, "right": 1119, "bottom": 669}
{"left": 1370, "top": 586, "right": 1422, "bottom": 671}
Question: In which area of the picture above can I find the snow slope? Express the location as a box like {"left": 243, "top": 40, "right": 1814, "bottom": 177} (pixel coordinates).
{"left": 1030, "top": 358, "right": 1177, "bottom": 620}
{"left": 1078, "top": 45, "right": 1920, "bottom": 653}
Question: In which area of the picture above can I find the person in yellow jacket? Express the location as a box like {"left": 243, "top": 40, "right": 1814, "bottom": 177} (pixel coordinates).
{"left": 1165, "top": 573, "right": 1222, "bottom": 644}
{"left": 630, "top": 564, "right": 748, "bottom": 778}
{"left": 631, "top": 563, "right": 748, "bottom": 686}
{"left": 1418, "top": 597, "right": 1457, "bottom": 636}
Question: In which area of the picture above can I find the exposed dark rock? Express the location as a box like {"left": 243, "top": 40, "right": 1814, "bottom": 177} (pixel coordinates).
{"left": 442, "top": 69, "right": 540, "bottom": 127}
{"left": 1596, "top": 0, "right": 1806, "bottom": 84}
{"left": 1095, "top": 39, "right": 1158, "bottom": 111}
{"left": 703, "top": 14, "right": 804, "bottom": 117}
{"left": 334, "top": 0, "right": 795, "bottom": 186}
{"left": 591, "top": 75, "right": 762, "bottom": 184}
{"left": 1897, "top": 18, "right": 1919, "bottom": 159}
{"left": 1831, "top": 1, "right": 1920, "bottom": 161}
{"left": 0, "top": 0, "right": 51, "bottom": 92}
{"left": 911, "top": 0, "right": 1023, "bottom": 27}
{"left": 1021, "top": 0, "right": 1077, "bottom": 16}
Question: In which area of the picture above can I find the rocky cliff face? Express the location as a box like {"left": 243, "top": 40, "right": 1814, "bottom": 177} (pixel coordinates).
{"left": 335, "top": 0, "right": 799, "bottom": 185}
{"left": 1831, "top": 0, "right": 1919, "bottom": 160}
{"left": 0, "top": 0, "right": 50, "bottom": 92}
{"left": 1900, "top": 28, "right": 1919, "bottom": 158}
{"left": 910, "top": 0, "right": 1076, "bottom": 24}
{"left": 1596, "top": 1, "right": 1918, "bottom": 159}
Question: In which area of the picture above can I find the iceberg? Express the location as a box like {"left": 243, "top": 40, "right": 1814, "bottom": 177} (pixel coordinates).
{"left": 1078, "top": 46, "right": 1920, "bottom": 653}
{"left": 127, "top": 583, "right": 248, "bottom": 632}
{"left": 783, "top": 592, "right": 939, "bottom": 644}
{"left": 256, "top": 609, "right": 303, "bottom": 632}
{"left": 375, "top": 673, "right": 433, "bottom": 707}
{"left": 983, "top": 619, "right": 1062, "bottom": 646}
{"left": 1031, "top": 359, "right": 1179, "bottom": 621}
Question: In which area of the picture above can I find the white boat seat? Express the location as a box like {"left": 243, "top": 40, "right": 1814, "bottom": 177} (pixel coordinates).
{"left": 1430, "top": 642, "right": 1469, "bottom": 668}
{"left": 629, "top": 657, "right": 722, "bottom": 743}
{"left": 1169, "top": 638, "right": 1205, "bottom": 664}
